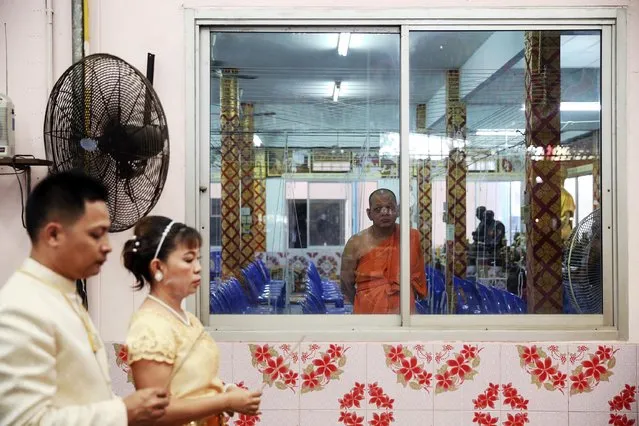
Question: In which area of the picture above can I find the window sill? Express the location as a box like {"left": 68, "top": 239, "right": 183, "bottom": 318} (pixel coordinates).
{"left": 206, "top": 314, "right": 620, "bottom": 342}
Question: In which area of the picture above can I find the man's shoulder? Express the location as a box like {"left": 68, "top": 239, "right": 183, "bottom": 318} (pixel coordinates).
{"left": 0, "top": 273, "right": 50, "bottom": 315}
{"left": 347, "top": 228, "right": 368, "bottom": 244}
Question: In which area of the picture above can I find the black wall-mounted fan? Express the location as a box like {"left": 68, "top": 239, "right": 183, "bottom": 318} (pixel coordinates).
{"left": 43, "top": 53, "right": 170, "bottom": 232}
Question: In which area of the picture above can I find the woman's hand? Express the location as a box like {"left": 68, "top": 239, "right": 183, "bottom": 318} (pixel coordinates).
{"left": 223, "top": 384, "right": 237, "bottom": 417}
{"left": 224, "top": 387, "right": 262, "bottom": 416}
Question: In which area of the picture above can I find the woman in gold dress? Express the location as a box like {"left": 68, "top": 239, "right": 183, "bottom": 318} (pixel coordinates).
{"left": 122, "top": 216, "right": 261, "bottom": 425}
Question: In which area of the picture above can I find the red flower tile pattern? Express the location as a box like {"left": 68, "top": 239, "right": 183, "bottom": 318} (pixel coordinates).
{"left": 383, "top": 344, "right": 433, "bottom": 392}
{"left": 338, "top": 382, "right": 395, "bottom": 426}
{"left": 434, "top": 344, "right": 483, "bottom": 394}
{"left": 248, "top": 344, "right": 298, "bottom": 393}
{"left": 473, "top": 383, "right": 529, "bottom": 426}
{"left": 608, "top": 385, "right": 637, "bottom": 426}
{"left": 516, "top": 345, "right": 567, "bottom": 393}
{"left": 473, "top": 412, "right": 499, "bottom": 426}
{"left": 301, "top": 344, "right": 350, "bottom": 394}
{"left": 568, "top": 345, "right": 619, "bottom": 395}
{"left": 112, "top": 343, "right": 134, "bottom": 384}
{"left": 103, "top": 341, "right": 639, "bottom": 426}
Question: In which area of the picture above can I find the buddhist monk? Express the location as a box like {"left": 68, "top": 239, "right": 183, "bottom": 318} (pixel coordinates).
{"left": 340, "top": 189, "right": 427, "bottom": 314}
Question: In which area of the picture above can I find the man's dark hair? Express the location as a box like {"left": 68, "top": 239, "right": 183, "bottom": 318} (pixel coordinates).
{"left": 25, "top": 171, "right": 109, "bottom": 242}
{"left": 368, "top": 188, "right": 397, "bottom": 207}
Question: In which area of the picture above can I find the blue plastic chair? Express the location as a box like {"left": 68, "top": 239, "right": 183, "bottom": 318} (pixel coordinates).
{"left": 488, "top": 286, "right": 510, "bottom": 314}
{"left": 453, "top": 276, "right": 483, "bottom": 314}
{"left": 425, "top": 267, "right": 448, "bottom": 314}
{"left": 475, "top": 282, "right": 499, "bottom": 314}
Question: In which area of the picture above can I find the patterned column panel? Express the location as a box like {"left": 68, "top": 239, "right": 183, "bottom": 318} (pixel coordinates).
{"left": 445, "top": 69, "right": 467, "bottom": 312}
{"left": 592, "top": 131, "right": 601, "bottom": 210}
{"left": 446, "top": 70, "right": 460, "bottom": 102}
{"left": 220, "top": 69, "right": 241, "bottom": 279}
{"left": 418, "top": 159, "right": 433, "bottom": 267}
{"left": 416, "top": 104, "right": 427, "bottom": 134}
{"left": 524, "top": 31, "right": 563, "bottom": 313}
{"left": 252, "top": 149, "right": 267, "bottom": 255}
{"left": 240, "top": 103, "right": 255, "bottom": 268}
{"left": 593, "top": 160, "right": 601, "bottom": 210}
{"left": 446, "top": 149, "right": 468, "bottom": 312}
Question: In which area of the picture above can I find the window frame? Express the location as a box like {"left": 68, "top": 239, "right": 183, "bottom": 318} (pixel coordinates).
{"left": 184, "top": 7, "right": 627, "bottom": 341}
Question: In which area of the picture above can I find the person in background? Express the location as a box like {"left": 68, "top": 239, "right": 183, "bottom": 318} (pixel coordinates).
{"left": 340, "top": 189, "right": 427, "bottom": 314}
{"left": 122, "top": 216, "right": 262, "bottom": 426}
{"left": 484, "top": 210, "right": 506, "bottom": 250}
{"left": 471, "top": 206, "right": 488, "bottom": 244}
{"left": 0, "top": 171, "right": 169, "bottom": 425}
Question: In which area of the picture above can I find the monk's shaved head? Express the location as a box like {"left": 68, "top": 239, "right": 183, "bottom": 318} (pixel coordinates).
{"left": 368, "top": 189, "right": 397, "bottom": 207}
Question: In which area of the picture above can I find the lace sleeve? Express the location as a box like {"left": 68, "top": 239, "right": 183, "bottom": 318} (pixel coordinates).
{"left": 126, "top": 312, "right": 177, "bottom": 365}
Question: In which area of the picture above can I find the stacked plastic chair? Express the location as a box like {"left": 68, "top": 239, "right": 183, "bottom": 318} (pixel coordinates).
{"left": 307, "top": 263, "right": 344, "bottom": 305}
{"left": 209, "top": 250, "right": 222, "bottom": 285}
{"left": 414, "top": 267, "right": 526, "bottom": 315}
{"left": 301, "top": 262, "right": 348, "bottom": 314}
{"left": 416, "top": 267, "right": 448, "bottom": 314}
{"left": 243, "top": 261, "right": 286, "bottom": 306}
{"left": 209, "top": 260, "right": 287, "bottom": 315}
{"left": 453, "top": 276, "right": 526, "bottom": 314}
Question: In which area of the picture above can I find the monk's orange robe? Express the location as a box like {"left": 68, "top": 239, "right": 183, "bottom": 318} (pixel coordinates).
{"left": 353, "top": 226, "right": 427, "bottom": 314}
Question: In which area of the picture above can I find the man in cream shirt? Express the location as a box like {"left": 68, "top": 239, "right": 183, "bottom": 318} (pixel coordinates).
{"left": 0, "top": 171, "right": 169, "bottom": 425}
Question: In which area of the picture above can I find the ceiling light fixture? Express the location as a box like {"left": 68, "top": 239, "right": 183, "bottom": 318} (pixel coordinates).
{"left": 337, "top": 33, "right": 351, "bottom": 56}
{"left": 253, "top": 134, "right": 263, "bottom": 147}
{"left": 476, "top": 129, "right": 523, "bottom": 136}
{"left": 332, "top": 81, "right": 341, "bottom": 102}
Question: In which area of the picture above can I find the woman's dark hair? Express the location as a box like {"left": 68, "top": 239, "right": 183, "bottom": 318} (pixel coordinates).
{"left": 122, "top": 215, "right": 202, "bottom": 290}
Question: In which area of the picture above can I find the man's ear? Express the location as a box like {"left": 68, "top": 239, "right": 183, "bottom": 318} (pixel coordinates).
{"left": 42, "top": 222, "right": 64, "bottom": 248}
{"left": 366, "top": 208, "right": 372, "bottom": 221}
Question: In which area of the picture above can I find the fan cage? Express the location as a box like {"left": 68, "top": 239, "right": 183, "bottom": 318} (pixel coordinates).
{"left": 43, "top": 53, "right": 170, "bottom": 232}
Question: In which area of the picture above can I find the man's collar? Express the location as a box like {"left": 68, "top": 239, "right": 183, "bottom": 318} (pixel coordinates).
{"left": 22, "top": 257, "right": 77, "bottom": 294}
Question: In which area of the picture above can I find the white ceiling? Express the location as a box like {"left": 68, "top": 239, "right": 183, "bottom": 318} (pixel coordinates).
{"left": 210, "top": 30, "right": 601, "bottom": 150}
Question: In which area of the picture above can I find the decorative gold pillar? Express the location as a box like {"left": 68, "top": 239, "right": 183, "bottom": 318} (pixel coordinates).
{"left": 220, "top": 69, "right": 241, "bottom": 279}
{"left": 445, "top": 70, "right": 467, "bottom": 311}
{"left": 416, "top": 104, "right": 427, "bottom": 134}
{"left": 524, "top": 31, "right": 563, "bottom": 313}
{"left": 239, "top": 103, "right": 255, "bottom": 268}
{"left": 416, "top": 103, "right": 432, "bottom": 267}
{"left": 592, "top": 130, "right": 601, "bottom": 210}
{"left": 418, "top": 159, "right": 432, "bottom": 267}
{"left": 593, "top": 161, "right": 601, "bottom": 210}
{"left": 252, "top": 149, "right": 267, "bottom": 255}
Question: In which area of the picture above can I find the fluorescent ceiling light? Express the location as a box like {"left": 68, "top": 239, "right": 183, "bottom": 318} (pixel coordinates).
{"left": 253, "top": 134, "right": 263, "bottom": 147}
{"left": 332, "top": 81, "right": 341, "bottom": 102}
{"left": 561, "top": 102, "right": 601, "bottom": 112}
{"left": 520, "top": 102, "right": 601, "bottom": 112}
{"left": 337, "top": 33, "right": 351, "bottom": 56}
{"left": 476, "top": 129, "right": 523, "bottom": 136}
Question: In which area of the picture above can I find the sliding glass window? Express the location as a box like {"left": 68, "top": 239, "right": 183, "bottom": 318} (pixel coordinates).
{"left": 203, "top": 25, "right": 609, "bottom": 324}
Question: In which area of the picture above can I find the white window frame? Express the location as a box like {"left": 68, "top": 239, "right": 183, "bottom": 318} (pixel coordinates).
{"left": 184, "top": 7, "right": 627, "bottom": 342}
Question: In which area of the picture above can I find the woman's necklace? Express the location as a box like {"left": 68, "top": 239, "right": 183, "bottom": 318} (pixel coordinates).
{"left": 147, "top": 294, "right": 190, "bottom": 326}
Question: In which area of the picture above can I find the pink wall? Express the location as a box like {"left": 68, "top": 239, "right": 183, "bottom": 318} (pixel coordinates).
{"left": 0, "top": 0, "right": 637, "bottom": 344}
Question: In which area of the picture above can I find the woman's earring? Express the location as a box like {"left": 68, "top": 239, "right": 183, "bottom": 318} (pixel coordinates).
{"left": 154, "top": 271, "right": 164, "bottom": 282}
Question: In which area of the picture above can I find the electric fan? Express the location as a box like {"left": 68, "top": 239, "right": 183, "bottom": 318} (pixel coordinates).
{"left": 43, "top": 53, "right": 169, "bottom": 232}
{"left": 563, "top": 209, "right": 602, "bottom": 314}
